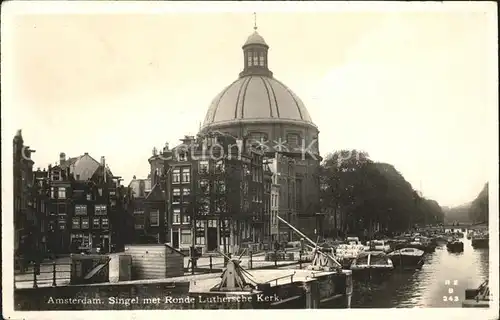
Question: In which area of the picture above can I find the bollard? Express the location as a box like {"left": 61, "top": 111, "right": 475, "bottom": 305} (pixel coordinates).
{"left": 52, "top": 262, "right": 57, "bottom": 287}
{"left": 249, "top": 251, "right": 253, "bottom": 270}
{"left": 191, "top": 258, "right": 196, "bottom": 275}
{"left": 33, "top": 264, "right": 38, "bottom": 288}
{"left": 190, "top": 247, "right": 196, "bottom": 275}
{"left": 209, "top": 256, "right": 213, "bottom": 273}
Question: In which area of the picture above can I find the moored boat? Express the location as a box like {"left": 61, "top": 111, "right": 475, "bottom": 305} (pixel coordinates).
{"left": 446, "top": 239, "right": 464, "bottom": 252}
{"left": 462, "top": 280, "right": 490, "bottom": 308}
{"left": 189, "top": 215, "right": 355, "bottom": 309}
{"left": 471, "top": 233, "right": 489, "bottom": 249}
{"left": 387, "top": 248, "right": 425, "bottom": 269}
{"left": 404, "top": 237, "right": 435, "bottom": 253}
{"left": 350, "top": 252, "right": 394, "bottom": 275}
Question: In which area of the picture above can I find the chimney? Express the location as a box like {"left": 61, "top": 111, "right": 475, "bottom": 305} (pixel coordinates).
{"left": 101, "top": 156, "right": 107, "bottom": 183}
{"left": 60, "top": 152, "right": 66, "bottom": 165}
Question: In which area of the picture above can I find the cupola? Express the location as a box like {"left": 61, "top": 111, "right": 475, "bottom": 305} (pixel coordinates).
{"left": 239, "top": 13, "right": 273, "bottom": 78}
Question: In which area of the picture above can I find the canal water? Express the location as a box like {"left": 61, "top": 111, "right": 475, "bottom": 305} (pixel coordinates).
{"left": 350, "top": 232, "right": 490, "bottom": 308}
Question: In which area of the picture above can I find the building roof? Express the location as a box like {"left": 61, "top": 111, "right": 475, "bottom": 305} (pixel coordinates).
{"left": 243, "top": 31, "right": 268, "bottom": 47}
{"left": 129, "top": 177, "right": 152, "bottom": 198}
{"left": 57, "top": 153, "right": 113, "bottom": 181}
{"left": 13, "top": 129, "right": 23, "bottom": 142}
{"left": 202, "top": 75, "right": 314, "bottom": 128}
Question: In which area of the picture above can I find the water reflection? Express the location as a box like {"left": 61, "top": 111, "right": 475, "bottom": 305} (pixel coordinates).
{"left": 351, "top": 233, "right": 489, "bottom": 308}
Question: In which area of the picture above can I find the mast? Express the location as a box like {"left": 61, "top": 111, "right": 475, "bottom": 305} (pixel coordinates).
{"left": 277, "top": 215, "right": 343, "bottom": 269}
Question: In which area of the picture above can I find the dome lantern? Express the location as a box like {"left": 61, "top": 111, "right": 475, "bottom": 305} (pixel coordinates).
{"left": 239, "top": 13, "right": 273, "bottom": 78}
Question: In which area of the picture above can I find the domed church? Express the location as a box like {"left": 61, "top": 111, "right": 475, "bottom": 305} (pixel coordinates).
{"left": 200, "top": 25, "right": 321, "bottom": 240}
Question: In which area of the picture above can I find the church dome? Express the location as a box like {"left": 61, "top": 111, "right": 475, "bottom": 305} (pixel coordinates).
{"left": 203, "top": 76, "right": 314, "bottom": 127}
{"left": 202, "top": 28, "right": 316, "bottom": 130}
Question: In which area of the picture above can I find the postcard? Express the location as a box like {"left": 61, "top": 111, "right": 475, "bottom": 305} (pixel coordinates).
{"left": 1, "top": 1, "right": 498, "bottom": 320}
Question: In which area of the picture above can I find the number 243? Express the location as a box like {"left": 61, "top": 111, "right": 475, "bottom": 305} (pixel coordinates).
{"left": 443, "top": 296, "right": 459, "bottom": 302}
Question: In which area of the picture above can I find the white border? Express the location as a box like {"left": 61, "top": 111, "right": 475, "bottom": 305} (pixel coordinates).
{"left": 1, "top": 1, "right": 498, "bottom": 320}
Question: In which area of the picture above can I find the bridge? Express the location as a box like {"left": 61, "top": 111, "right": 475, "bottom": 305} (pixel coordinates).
{"left": 421, "top": 222, "right": 488, "bottom": 231}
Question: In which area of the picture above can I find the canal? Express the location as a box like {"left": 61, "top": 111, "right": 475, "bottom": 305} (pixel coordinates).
{"left": 349, "top": 232, "right": 489, "bottom": 308}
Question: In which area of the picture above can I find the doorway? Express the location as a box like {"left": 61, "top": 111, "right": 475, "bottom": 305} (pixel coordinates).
{"left": 207, "top": 228, "right": 217, "bottom": 251}
{"left": 101, "top": 236, "right": 110, "bottom": 253}
{"left": 172, "top": 230, "right": 180, "bottom": 248}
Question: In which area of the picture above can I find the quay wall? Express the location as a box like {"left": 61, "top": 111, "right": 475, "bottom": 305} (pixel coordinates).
{"left": 15, "top": 281, "right": 192, "bottom": 310}
{"left": 14, "top": 281, "right": 309, "bottom": 310}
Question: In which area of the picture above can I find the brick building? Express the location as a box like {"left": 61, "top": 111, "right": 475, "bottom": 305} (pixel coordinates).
{"left": 13, "top": 130, "right": 42, "bottom": 265}
{"left": 147, "top": 133, "right": 266, "bottom": 254}
{"left": 45, "top": 152, "right": 127, "bottom": 254}
{"left": 128, "top": 176, "right": 167, "bottom": 244}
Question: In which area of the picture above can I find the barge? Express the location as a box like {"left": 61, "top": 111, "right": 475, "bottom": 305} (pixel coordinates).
{"left": 446, "top": 239, "right": 464, "bottom": 253}
{"left": 471, "top": 233, "right": 489, "bottom": 249}
{"left": 387, "top": 248, "right": 424, "bottom": 269}
{"left": 462, "top": 280, "right": 490, "bottom": 308}
{"left": 350, "top": 251, "right": 394, "bottom": 277}
{"left": 188, "top": 216, "right": 354, "bottom": 309}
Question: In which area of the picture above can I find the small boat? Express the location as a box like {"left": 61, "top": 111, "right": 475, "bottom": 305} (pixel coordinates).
{"left": 462, "top": 280, "right": 490, "bottom": 308}
{"left": 471, "top": 233, "right": 489, "bottom": 249}
{"left": 350, "top": 252, "right": 394, "bottom": 275}
{"left": 407, "top": 237, "right": 435, "bottom": 253}
{"left": 387, "top": 248, "right": 425, "bottom": 269}
{"left": 446, "top": 239, "right": 464, "bottom": 252}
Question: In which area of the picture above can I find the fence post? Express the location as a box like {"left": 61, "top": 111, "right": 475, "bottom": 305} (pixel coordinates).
{"left": 52, "top": 262, "right": 57, "bottom": 287}
{"left": 33, "top": 264, "right": 38, "bottom": 289}
{"left": 299, "top": 250, "right": 302, "bottom": 269}
{"left": 209, "top": 256, "right": 213, "bottom": 273}
{"left": 249, "top": 251, "right": 253, "bottom": 270}
{"left": 274, "top": 250, "right": 277, "bottom": 267}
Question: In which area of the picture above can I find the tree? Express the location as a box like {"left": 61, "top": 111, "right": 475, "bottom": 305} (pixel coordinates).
{"left": 469, "top": 183, "right": 489, "bottom": 224}
{"left": 319, "top": 149, "right": 444, "bottom": 237}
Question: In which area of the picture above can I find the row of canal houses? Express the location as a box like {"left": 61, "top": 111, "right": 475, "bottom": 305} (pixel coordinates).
{"left": 14, "top": 130, "right": 301, "bottom": 261}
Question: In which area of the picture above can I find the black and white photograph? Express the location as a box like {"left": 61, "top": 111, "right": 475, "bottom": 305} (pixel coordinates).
{"left": 2, "top": 1, "right": 498, "bottom": 319}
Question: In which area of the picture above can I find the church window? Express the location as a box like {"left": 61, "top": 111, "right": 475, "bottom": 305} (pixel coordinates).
{"left": 287, "top": 133, "right": 300, "bottom": 148}
{"left": 259, "top": 52, "right": 265, "bottom": 66}
{"left": 247, "top": 52, "right": 253, "bottom": 66}
{"left": 253, "top": 53, "right": 259, "bottom": 66}
{"left": 249, "top": 132, "right": 268, "bottom": 143}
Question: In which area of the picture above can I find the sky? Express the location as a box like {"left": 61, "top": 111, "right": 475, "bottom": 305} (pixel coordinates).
{"left": 2, "top": 2, "right": 498, "bottom": 208}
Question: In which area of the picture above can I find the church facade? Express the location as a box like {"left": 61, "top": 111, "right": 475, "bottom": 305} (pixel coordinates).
{"left": 199, "top": 28, "right": 322, "bottom": 241}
